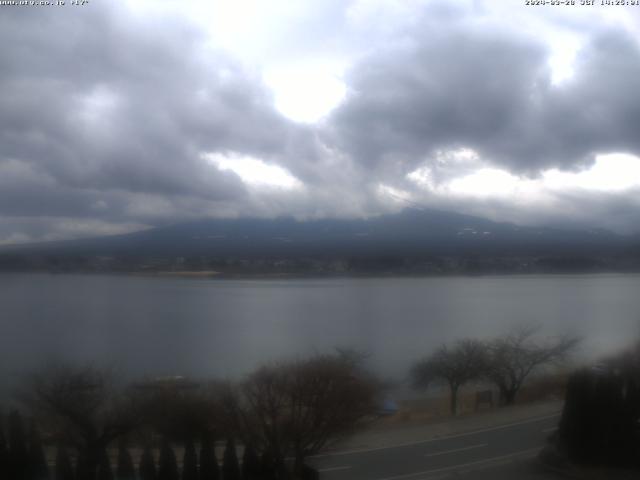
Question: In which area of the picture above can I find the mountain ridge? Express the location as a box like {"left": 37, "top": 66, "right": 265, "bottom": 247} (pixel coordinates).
{"left": 1, "top": 208, "right": 638, "bottom": 274}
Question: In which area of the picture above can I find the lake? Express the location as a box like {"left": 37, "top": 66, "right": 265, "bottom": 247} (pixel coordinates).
{"left": 1, "top": 273, "right": 639, "bottom": 390}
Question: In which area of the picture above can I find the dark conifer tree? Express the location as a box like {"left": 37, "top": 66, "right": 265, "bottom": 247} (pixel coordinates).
{"left": 0, "top": 412, "right": 8, "bottom": 480}
{"left": 28, "top": 421, "right": 50, "bottom": 480}
{"left": 241, "top": 445, "right": 260, "bottom": 480}
{"left": 258, "top": 451, "right": 276, "bottom": 480}
{"left": 198, "top": 435, "right": 218, "bottom": 480}
{"left": 75, "top": 449, "right": 90, "bottom": 480}
{"left": 76, "top": 447, "right": 105, "bottom": 480}
{"left": 139, "top": 446, "right": 157, "bottom": 480}
{"left": 182, "top": 438, "right": 197, "bottom": 480}
{"left": 8, "top": 410, "right": 30, "bottom": 480}
{"left": 54, "top": 446, "right": 74, "bottom": 480}
{"left": 221, "top": 440, "right": 240, "bottom": 480}
{"left": 157, "top": 439, "right": 179, "bottom": 480}
{"left": 116, "top": 443, "right": 136, "bottom": 480}
{"left": 97, "top": 448, "right": 114, "bottom": 480}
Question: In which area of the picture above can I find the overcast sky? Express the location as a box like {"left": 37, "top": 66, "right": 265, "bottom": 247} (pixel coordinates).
{"left": 1, "top": 0, "right": 640, "bottom": 244}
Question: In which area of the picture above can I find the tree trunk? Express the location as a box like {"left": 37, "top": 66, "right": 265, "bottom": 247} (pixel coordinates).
{"left": 450, "top": 384, "right": 459, "bottom": 416}
{"left": 500, "top": 387, "right": 517, "bottom": 406}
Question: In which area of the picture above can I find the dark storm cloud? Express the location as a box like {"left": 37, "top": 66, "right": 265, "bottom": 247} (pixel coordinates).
{"left": 0, "top": 2, "right": 301, "bottom": 241}
{"left": 330, "top": 24, "right": 640, "bottom": 176}
{"left": 329, "top": 28, "right": 546, "bottom": 172}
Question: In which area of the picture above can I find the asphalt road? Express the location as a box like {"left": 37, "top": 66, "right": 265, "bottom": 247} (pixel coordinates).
{"left": 309, "top": 413, "right": 561, "bottom": 480}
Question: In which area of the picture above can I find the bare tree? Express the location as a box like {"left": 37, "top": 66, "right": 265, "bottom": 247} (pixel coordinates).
{"left": 22, "top": 365, "right": 143, "bottom": 479}
{"left": 485, "top": 326, "right": 580, "bottom": 405}
{"left": 227, "top": 353, "right": 380, "bottom": 479}
{"left": 411, "top": 339, "right": 488, "bottom": 415}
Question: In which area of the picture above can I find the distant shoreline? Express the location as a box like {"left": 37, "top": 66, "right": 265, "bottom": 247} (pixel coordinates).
{"left": 2, "top": 269, "right": 640, "bottom": 280}
{"left": 138, "top": 270, "right": 221, "bottom": 278}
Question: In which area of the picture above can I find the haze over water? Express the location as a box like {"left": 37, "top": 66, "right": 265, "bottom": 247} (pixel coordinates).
{"left": 2, "top": 273, "right": 639, "bottom": 390}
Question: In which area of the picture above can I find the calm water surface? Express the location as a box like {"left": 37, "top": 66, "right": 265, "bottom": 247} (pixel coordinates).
{"left": 1, "top": 273, "right": 639, "bottom": 387}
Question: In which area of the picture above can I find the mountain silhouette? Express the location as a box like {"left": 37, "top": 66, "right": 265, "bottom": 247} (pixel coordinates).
{"left": 1, "top": 208, "right": 633, "bottom": 260}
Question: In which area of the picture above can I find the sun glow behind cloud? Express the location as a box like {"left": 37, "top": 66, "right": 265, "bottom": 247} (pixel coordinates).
{"left": 263, "top": 62, "right": 347, "bottom": 123}
{"left": 547, "top": 34, "right": 581, "bottom": 85}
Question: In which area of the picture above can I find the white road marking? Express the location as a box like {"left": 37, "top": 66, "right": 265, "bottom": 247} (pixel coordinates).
{"left": 372, "top": 446, "right": 543, "bottom": 480}
{"left": 425, "top": 443, "right": 487, "bottom": 457}
{"left": 311, "top": 412, "right": 560, "bottom": 458}
{"left": 318, "top": 465, "right": 352, "bottom": 473}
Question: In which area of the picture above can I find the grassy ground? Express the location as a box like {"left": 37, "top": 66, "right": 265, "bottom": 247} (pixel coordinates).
{"left": 384, "top": 372, "right": 569, "bottom": 425}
